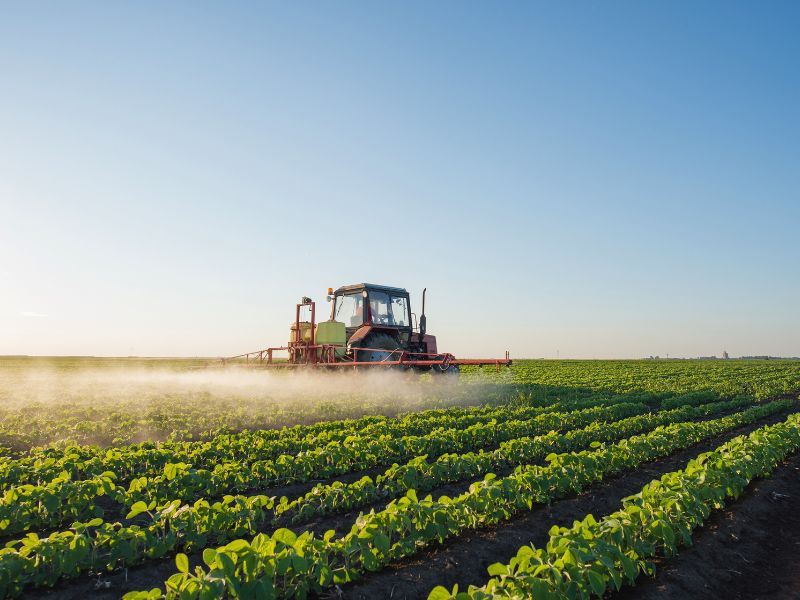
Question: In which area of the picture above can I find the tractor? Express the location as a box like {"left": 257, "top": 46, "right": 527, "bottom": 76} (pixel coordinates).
{"left": 224, "top": 283, "right": 511, "bottom": 373}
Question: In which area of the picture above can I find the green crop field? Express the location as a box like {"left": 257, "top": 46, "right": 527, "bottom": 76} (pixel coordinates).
{"left": 1, "top": 357, "right": 799, "bottom": 600}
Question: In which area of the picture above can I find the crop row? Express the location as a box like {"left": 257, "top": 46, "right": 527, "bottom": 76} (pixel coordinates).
{"left": 118, "top": 402, "right": 650, "bottom": 507}
{"left": 0, "top": 397, "right": 758, "bottom": 597}
{"left": 429, "top": 411, "right": 800, "bottom": 599}
{"left": 0, "top": 390, "right": 659, "bottom": 489}
{"left": 0, "top": 402, "right": 650, "bottom": 537}
{"left": 493, "top": 359, "right": 800, "bottom": 399}
{"left": 121, "top": 401, "right": 787, "bottom": 599}
{"left": 273, "top": 396, "right": 756, "bottom": 522}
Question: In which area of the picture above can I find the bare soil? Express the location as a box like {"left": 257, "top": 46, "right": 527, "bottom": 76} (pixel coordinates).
{"left": 614, "top": 450, "right": 800, "bottom": 600}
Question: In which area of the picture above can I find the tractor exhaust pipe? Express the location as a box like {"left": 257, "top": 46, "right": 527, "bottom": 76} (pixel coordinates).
{"left": 419, "top": 287, "right": 427, "bottom": 338}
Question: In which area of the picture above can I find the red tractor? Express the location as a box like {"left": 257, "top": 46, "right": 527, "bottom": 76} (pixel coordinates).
{"left": 225, "top": 283, "right": 511, "bottom": 374}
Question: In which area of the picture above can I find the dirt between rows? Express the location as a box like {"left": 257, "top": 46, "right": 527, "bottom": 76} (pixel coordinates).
{"left": 25, "top": 410, "right": 792, "bottom": 600}
{"left": 339, "top": 411, "right": 795, "bottom": 600}
{"left": 613, "top": 449, "right": 800, "bottom": 600}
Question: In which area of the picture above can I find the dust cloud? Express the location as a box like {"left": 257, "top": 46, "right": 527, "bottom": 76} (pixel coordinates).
{"left": 0, "top": 365, "right": 503, "bottom": 407}
{"left": 0, "top": 359, "right": 516, "bottom": 449}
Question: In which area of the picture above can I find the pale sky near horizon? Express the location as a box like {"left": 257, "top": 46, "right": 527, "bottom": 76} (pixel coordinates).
{"left": 1, "top": 2, "right": 798, "bottom": 359}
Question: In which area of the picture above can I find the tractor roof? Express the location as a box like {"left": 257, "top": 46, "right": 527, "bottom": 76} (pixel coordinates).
{"left": 335, "top": 283, "right": 408, "bottom": 295}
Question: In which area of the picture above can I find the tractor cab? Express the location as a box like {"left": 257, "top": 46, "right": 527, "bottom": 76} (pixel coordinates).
{"left": 330, "top": 283, "right": 413, "bottom": 346}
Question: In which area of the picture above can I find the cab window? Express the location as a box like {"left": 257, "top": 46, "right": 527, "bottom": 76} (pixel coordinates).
{"left": 368, "top": 291, "right": 409, "bottom": 327}
{"left": 334, "top": 293, "right": 364, "bottom": 327}
{"left": 390, "top": 295, "right": 409, "bottom": 327}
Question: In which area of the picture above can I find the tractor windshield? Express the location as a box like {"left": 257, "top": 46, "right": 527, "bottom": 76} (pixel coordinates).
{"left": 334, "top": 293, "right": 364, "bottom": 327}
{"left": 368, "top": 291, "right": 409, "bottom": 327}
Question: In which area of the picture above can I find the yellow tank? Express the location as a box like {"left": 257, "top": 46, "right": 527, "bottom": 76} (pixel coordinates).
{"left": 315, "top": 320, "right": 346, "bottom": 358}
{"left": 289, "top": 321, "right": 313, "bottom": 344}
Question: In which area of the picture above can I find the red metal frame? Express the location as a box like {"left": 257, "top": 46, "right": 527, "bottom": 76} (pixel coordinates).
{"left": 222, "top": 301, "right": 512, "bottom": 371}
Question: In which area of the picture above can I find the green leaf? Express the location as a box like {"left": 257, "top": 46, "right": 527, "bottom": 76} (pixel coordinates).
{"left": 620, "top": 555, "right": 637, "bottom": 581}
{"left": 373, "top": 531, "right": 390, "bottom": 554}
{"left": 218, "top": 553, "right": 236, "bottom": 578}
{"left": 202, "top": 548, "right": 217, "bottom": 567}
{"left": 363, "top": 548, "right": 380, "bottom": 571}
{"left": 225, "top": 539, "right": 250, "bottom": 552}
{"left": 272, "top": 528, "right": 297, "bottom": 546}
{"left": 291, "top": 555, "right": 309, "bottom": 573}
{"left": 175, "top": 553, "right": 189, "bottom": 573}
{"left": 164, "top": 463, "right": 178, "bottom": 480}
{"left": 126, "top": 501, "right": 149, "bottom": 519}
{"left": 587, "top": 569, "right": 606, "bottom": 596}
{"left": 529, "top": 579, "right": 552, "bottom": 598}
{"left": 427, "top": 586, "right": 453, "bottom": 600}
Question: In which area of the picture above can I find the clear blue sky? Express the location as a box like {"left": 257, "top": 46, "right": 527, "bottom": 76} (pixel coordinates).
{"left": 1, "top": 2, "right": 798, "bottom": 358}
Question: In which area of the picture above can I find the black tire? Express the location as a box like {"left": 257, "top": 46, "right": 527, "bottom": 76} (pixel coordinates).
{"left": 352, "top": 333, "right": 402, "bottom": 363}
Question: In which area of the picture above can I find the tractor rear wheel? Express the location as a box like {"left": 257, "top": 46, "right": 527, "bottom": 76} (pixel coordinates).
{"left": 353, "top": 333, "right": 402, "bottom": 363}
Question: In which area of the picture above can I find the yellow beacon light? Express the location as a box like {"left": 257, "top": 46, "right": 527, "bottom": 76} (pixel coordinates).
{"left": 327, "top": 287, "right": 333, "bottom": 295}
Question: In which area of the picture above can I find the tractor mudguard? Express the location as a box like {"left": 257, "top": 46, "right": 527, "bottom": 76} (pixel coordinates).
{"left": 348, "top": 325, "right": 375, "bottom": 348}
